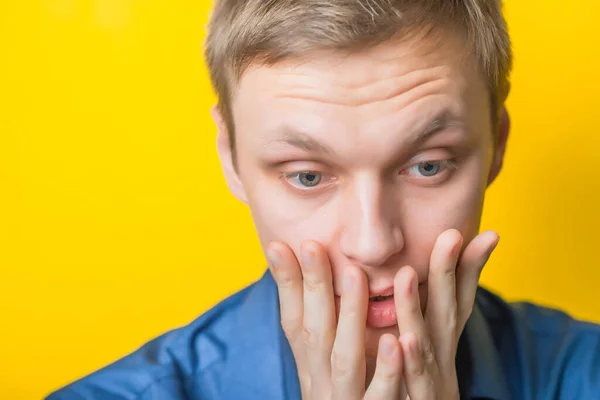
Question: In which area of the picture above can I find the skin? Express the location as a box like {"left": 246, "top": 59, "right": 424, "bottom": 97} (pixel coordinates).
{"left": 212, "top": 32, "right": 510, "bottom": 398}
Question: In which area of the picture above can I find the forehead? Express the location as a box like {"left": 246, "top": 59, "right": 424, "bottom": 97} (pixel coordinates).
{"left": 234, "top": 33, "right": 480, "bottom": 101}
{"left": 230, "top": 35, "right": 489, "bottom": 158}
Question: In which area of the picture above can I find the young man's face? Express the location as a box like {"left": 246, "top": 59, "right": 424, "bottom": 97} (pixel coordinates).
{"left": 214, "top": 34, "right": 508, "bottom": 354}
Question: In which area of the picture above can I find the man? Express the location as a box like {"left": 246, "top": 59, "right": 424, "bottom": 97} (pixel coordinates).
{"left": 47, "top": 0, "right": 600, "bottom": 399}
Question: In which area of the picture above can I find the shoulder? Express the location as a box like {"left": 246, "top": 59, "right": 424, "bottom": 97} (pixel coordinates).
{"left": 475, "top": 287, "right": 600, "bottom": 398}
{"left": 46, "top": 285, "right": 255, "bottom": 400}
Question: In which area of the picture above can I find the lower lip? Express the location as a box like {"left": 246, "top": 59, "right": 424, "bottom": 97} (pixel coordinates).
{"left": 367, "top": 296, "right": 397, "bottom": 328}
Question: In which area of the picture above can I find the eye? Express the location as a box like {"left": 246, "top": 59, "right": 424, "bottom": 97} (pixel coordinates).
{"left": 283, "top": 171, "right": 323, "bottom": 189}
{"left": 406, "top": 160, "right": 457, "bottom": 177}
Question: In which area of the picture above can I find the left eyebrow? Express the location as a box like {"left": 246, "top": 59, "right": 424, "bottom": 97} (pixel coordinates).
{"left": 409, "top": 110, "right": 464, "bottom": 145}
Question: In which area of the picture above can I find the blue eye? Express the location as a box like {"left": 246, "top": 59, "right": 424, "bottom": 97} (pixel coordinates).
{"left": 407, "top": 160, "right": 456, "bottom": 177}
{"left": 418, "top": 161, "right": 441, "bottom": 176}
{"left": 285, "top": 171, "right": 323, "bottom": 188}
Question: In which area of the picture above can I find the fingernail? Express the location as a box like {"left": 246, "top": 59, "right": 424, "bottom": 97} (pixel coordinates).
{"left": 491, "top": 236, "right": 500, "bottom": 251}
{"left": 409, "top": 273, "right": 417, "bottom": 295}
{"left": 380, "top": 336, "right": 396, "bottom": 358}
{"left": 452, "top": 240, "right": 462, "bottom": 259}
{"left": 344, "top": 269, "right": 355, "bottom": 294}
{"left": 267, "top": 248, "right": 280, "bottom": 267}
{"left": 485, "top": 236, "right": 500, "bottom": 258}
{"left": 301, "top": 247, "right": 314, "bottom": 269}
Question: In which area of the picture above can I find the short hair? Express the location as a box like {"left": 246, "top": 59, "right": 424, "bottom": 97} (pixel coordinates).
{"left": 204, "top": 0, "right": 512, "bottom": 153}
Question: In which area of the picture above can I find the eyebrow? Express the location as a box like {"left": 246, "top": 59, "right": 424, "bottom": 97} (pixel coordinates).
{"left": 411, "top": 110, "right": 461, "bottom": 145}
{"left": 269, "top": 128, "right": 336, "bottom": 155}
{"left": 267, "top": 110, "right": 461, "bottom": 155}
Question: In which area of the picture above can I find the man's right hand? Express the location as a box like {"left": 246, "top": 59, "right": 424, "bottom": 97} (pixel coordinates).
{"left": 267, "top": 240, "right": 405, "bottom": 400}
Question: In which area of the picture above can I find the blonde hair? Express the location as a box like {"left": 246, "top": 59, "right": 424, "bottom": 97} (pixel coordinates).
{"left": 205, "top": 0, "right": 512, "bottom": 150}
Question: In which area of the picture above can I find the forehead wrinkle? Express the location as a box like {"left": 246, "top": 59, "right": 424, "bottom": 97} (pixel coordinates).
{"left": 348, "top": 100, "right": 467, "bottom": 166}
{"left": 273, "top": 66, "right": 451, "bottom": 108}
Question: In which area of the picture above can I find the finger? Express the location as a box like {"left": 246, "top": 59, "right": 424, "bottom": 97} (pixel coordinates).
{"left": 400, "top": 333, "right": 438, "bottom": 400}
{"left": 395, "top": 267, "right": 440, "bottom": 393}
{"left": 364, "top": 334, "right": 404, "bottom": 400}
{"left": 267, "top": 242, "right": 304, "bottom": 346}
{"left": 300, "top": 240, "right": 337, "bottom": 397}
{"left": 394, "top": 266, "right": 430, "bottom": 354}
{"left": 267, "top": 242, "right": 311, "bottom": 394}
{"left": 331, "top": 266, "right": 368, "bottom": 400}
{"left": 425, "top": 229, "right": 462, "bottom": 370}
{"left": 456, "top": 230, "right": 500, "bottom": 331}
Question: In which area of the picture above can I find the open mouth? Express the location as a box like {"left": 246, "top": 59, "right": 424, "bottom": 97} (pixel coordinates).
{"left": 370, "top": 294, "right": 394, "bottom": 302}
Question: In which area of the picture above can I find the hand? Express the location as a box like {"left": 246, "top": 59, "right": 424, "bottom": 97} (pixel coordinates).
{"left": 267, "top": 240, "right": 405, "bottom": 399}
{"left": 394, "top": 229, "right": 499, "bottom": 399}
{"left": 266, "top": 229, "right": 499, "bottom": 400}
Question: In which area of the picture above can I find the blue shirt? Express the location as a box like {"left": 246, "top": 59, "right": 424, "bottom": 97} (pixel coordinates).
{"left": 47, "top": 270, "right": 600, "bottom": 400}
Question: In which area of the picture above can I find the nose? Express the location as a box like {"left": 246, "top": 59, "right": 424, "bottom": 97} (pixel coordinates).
{"left": 338, "top": 176, "right": 404, "bottom": 267}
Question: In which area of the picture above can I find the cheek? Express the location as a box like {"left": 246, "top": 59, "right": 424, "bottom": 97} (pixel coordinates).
{"left": 411, "top": 181, "right": 485, "bottom": 238}
{"left": 394, "top": 166, "right": 487, "bottom": 277}
{"left": 245, "top": 181, "right": 340, "bottom": 257}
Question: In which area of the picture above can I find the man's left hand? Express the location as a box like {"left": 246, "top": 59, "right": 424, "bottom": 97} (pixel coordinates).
{"left": 395, "top": 229, "right": 499, "bottom": 399}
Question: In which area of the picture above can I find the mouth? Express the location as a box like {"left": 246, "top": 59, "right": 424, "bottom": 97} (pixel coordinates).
{"left": 368, "top": 285, "right": 395, "bottom": 301}
{"left": 366, "top": 292, "right": 397, "bottom": 328}
{"left": 370, "top": 294, "right": 394, "bottom": 302}
{"left": 333, "top": 281, "right": 426, "bottom": 302}
{"left": 334, "top": 286, "right": 396, "bottom": 301}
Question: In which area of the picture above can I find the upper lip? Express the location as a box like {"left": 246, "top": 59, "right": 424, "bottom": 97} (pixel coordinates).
{"left": 333, "top": 282, "right": 396, "bottom": 298}
{"left": 334, "top": 279, "right": 426, "bottom": 298}
{"left": 368, "top": 285, "right": 395, "bottom": 298}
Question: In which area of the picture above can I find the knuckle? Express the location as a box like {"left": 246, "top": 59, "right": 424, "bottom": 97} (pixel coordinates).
{"left": 302, "top": 326, "right": 320, "bottom": 349}
{"left": 440, "top": 258, "right": 456, "bottom": 273}
{"left": 281, "top": 319, "right": 300, "bottom": 340}
{"left": 340, "top": 307, "right": 359, "bottom": 320}
{"left": 422, "top": 341, "right": 436, "bottom": 365}
{"left": 445, "top": 268, "right": 456, "bottom": 280}
{"left": 408, "top": 361, "right": 426, "bottom": 377}
{"left": 277, "top": 274, "right": 296, "bottom": 290}
{"left": 330, "top": 351, "right": 358, "bottom": 379}
{"left": 304, "top": 278, "right": 324, "bottom": 294}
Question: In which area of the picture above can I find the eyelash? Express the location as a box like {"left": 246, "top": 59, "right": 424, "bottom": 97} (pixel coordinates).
{"left": 281, "top": 159, "right": 459, "bottom": 191}
{"left": 279, "top": 171, "right": 335, "bottom": 191}
{"left": 403, "top": 159, "right": 459, "bottom": 177}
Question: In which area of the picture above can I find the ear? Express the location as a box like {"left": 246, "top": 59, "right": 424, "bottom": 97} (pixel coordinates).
{"left": 211, "top": 106, "right": 248, "bottom": 204}
{"left": 487, "top": 104, "right": 511, "bottom": 186}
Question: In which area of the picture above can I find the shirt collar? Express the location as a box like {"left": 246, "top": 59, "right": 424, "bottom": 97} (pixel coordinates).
{"left": 221, "top": 270, "right": 510, "bottom": 400}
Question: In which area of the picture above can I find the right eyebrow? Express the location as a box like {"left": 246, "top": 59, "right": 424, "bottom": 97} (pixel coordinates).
{"left": 267, "top": 127, "right": 336, "bottom": 156}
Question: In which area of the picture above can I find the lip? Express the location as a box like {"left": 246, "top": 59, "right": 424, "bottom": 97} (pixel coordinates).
{"left": 333, "top": 294, "right": 398, "bottom": 328}
{"left": 368, "top": 284, "right": 395, "bottom": 298}
{"left": 333, "top": 288, "right": 395, "bottom": 298}
{"left": 333, "top": 279, "right": 427, "bottom": 298}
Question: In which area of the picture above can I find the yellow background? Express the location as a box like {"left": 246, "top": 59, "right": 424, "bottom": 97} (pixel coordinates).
{"left": 1, "top": 1, "right": 600, "bottom": 399}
